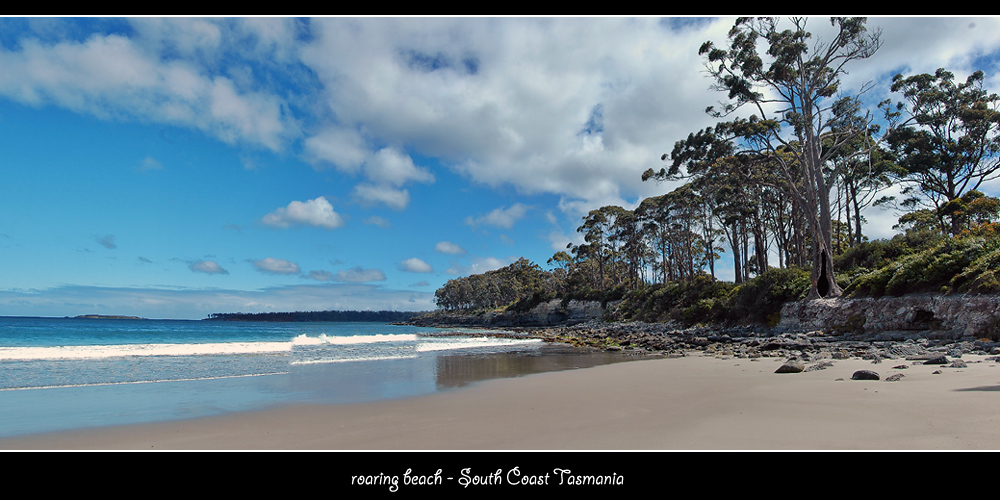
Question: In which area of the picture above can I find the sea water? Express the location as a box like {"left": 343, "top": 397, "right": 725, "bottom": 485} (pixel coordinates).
{"left": 0, "top": 316, "right": 629, "bottom": 438}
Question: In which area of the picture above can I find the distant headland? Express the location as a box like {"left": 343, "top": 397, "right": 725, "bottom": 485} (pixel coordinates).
{"left": 70, "top": 315, "right": 147, "bottom": 320}
{"left": 204, "top": 310, "right": 426, "bottom": 323}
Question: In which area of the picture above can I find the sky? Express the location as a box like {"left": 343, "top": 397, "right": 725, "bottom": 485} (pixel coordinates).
{"left": 1, "top": 16, "right": 1000, "bottom": 319}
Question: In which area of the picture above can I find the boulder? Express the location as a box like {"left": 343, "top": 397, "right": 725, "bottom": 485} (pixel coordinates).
{"left": 851, "top": 369, "right": 880, "bottom": 380}
{"left": 775, "top": 360, "right": 805, "bottom": 373}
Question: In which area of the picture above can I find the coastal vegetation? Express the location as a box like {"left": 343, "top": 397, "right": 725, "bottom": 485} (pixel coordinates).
{"left": 430, "top": 17, "right": 1000, "bottom": 329}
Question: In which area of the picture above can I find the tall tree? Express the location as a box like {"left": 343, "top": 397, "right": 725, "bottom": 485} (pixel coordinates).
{"left": 684, "top": 17, "right": 882, "bottom": 299}
{"left": 880, "top": 68, "right": 1000, "bottom": 235}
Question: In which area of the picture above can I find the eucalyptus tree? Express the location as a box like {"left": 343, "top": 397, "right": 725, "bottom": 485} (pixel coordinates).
{"left": 576, "top": 205, "right": 633, "bottom": 289}
{"left": 609, "top": 208, "right": 648, "bottom": 289}
{"left": 880, "top": 68, "right": 1000, "bottom": 236}
{"left": 683, "top": 17, "right": 882, "bottom": 299}
{"left": 824, "top": 116, "right": 898, "bottom": 248}
{"left": 635, "top": 194, "right": 676, "bottom": 284}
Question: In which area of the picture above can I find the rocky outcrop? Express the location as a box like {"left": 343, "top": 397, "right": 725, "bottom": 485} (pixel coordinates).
{"left": 777, "top": 293, "right": 1000, "bottom": 341}
{"left": 407, "top": 299, "right": 608, "bottom": 328}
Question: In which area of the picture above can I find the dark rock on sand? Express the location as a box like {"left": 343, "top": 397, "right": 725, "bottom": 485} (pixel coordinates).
{"left": 922, "top": 354, "right": 950, "bottom": 365}
{"left": 775, "top": 360, "right": 805, "bottom": 373}
{"left": 851, "top": 370, "right": 880, "bottom": 380}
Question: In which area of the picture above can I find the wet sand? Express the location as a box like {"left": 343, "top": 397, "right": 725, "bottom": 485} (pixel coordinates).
{"left": 2, "top": 352, "right": 999, "bottom": 450}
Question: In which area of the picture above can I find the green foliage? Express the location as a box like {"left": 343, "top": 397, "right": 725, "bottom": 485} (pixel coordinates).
{"left": 948, "top": 241, "right": 1000, "bottom": 294}
{"left": 724, "top": 267, "right": 811, "bottom": 325}
{"left": 608, "top": 274, "right": 734, "bottom": 326}
{"left": 882, "top": 68, "right": 1000, "bottom": 236}
{"left": 434, "top": 258, "right": 556, "bottom": 311}
{"left": 845, "top": 234, "right": 1000, "bottom": 297}
{"left": 609, "top": 268, "right": 814, "bottom": 327}
{"left": 834, "top": 229, "right": 946, "bottom": 274}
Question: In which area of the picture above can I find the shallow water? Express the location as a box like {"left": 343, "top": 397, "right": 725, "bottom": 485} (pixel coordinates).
{"left": 0, "top": 317, "right": 634, "bottom": 437}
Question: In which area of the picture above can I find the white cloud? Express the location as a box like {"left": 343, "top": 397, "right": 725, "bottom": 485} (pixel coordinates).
{"left": 189, "top": 260, "right": 228, "bottom": 274}
{"left": 297, "top": 17, "right": 725, "bottom": 214}
{"left": 465, "top": 203, "right": 530, "bottom": 229}
{"left": 364, "top": 147, "right": 434, "bottom": 187}
{"left": 400, "top": 257, "right": 433, "bottom": 273}
{"left": 435, "top": 241, "right": 467, "bottom": 255}
{"left": 261, "top": 196, "right": 345, "bottom": 229}
{"left": 445, "top": 256, "right": 513, "bottom": 277}
{"left": 334, "top": 267, "right": 387, "bottom": 282}
{"left": 315, "top": 146, "right": 432, "bottom": 211}
{"left": 0, "top": 28, "right": 296, "bottom": 152}
{"left": 303, "top": 127, "right": 369, "bottom": 172}
{"left": 352, "top": 183, "right": 411, "bottom": 211}
{"left": 251, "top": 257, "right": 300, "bottom": 275}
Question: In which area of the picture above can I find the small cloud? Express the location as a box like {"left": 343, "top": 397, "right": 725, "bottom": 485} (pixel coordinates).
{"left": 352, "top": 183, "right": 410, "bottom": 211}
{"left": 306, "top": 270, "right": 335, "bottom": 282}
{"left": 334, "top": 267, "right": 387, "bottom": 283}
{"left": 190, "top": 260, "right": 228, "bottom": 275}
{"left": 465, "top": 203, "right": 530, "bottom": 229}
{"left": 262, "top": 196, "right": 345, "bottom": 229}
{"left": 96, "top": 234, "right": 117, "bottom": 249}
{"left": 138, "top": 157, "right": 163, "bottom": 172}
{"left": 400, "top": 257, "right": 433, "bottom": 273}
{"left": 363, "top": 215, "right": 392, "bottom": 228}
{"left": 137, "top": 256, "right": 154, "bottom": 264}
{"left": 446, "top": 256, "right": 512, "bottom": 276}
{"left": 251, "top": 257, "right": 300, "bottom": 275}
{"left": 434, "top": 241, "right": 467, "bottom": 255}
{"left": 365, "top": 147, "right": 434, "bottom": 186}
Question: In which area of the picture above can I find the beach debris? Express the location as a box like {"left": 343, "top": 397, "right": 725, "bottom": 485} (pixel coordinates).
{"left": 949, "top": 359, "right": 968, "bottom": 368}
{"left": 885, "top": 373, "right": 905, "bottom": 382}
{"left": 775, "top": 360, "right": 805, "bottom": 373}
{"left": 851, "top": 369, "right": 880, "bottom": 380}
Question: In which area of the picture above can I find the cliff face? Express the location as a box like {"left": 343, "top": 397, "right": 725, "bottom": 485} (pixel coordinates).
{"left": 408, "top": 299, "right": 607, "bottom": 328}
{"left": 778, "top": 293, "right": 1000, "bottom": 341}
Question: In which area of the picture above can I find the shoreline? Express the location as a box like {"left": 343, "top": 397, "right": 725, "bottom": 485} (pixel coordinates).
{"left": 2, "top": 344, "right": 999, "bottom": 450}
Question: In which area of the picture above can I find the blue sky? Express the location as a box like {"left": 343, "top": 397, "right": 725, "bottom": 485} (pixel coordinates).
{"left": 1, "top": 16, "right": 999, "bottom": 319}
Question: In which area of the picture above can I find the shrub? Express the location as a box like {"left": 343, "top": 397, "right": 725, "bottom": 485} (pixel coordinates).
{"left": 725, "top": 267, "right": 811, "bottom": 325}
{"left": 845, "top": 235, "right": 1000, "bottom": 297}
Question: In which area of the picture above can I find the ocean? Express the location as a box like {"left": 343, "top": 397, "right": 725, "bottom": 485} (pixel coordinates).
{"left": 0, "top": 316, "right": 630, "bottom": 438}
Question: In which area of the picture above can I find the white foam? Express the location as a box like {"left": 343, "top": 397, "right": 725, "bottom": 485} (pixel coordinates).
{"left": 0, "top": 341, "right": 293, "bottom": 361}
{"left": 291, "top": 333, "right": 419, "bottom": 345}
{"left": 416, "top": 337, "right": 542, "bottom": 353}
{"left": 0, "top": 333, "right": 425, "bottom": 361}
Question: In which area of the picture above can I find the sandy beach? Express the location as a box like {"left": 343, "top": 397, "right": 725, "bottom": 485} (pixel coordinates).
{"left": 2, "top": 351, "right": 998, "bottom": 451}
